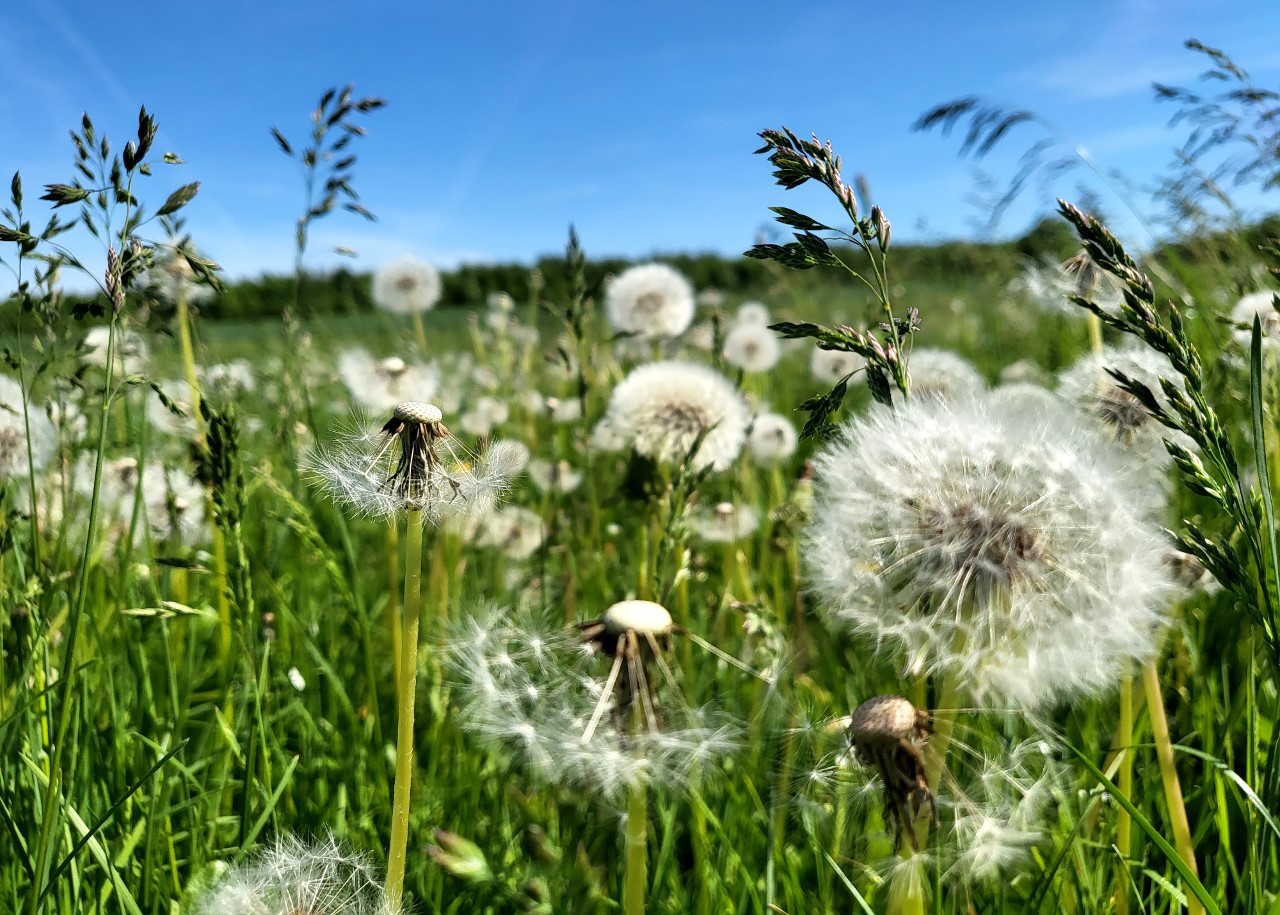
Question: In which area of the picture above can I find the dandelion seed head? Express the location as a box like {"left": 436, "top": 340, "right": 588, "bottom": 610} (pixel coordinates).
{"left": 528, "top": 458, "right": 582, "bottom": 493}
{"left": 478, "top": 505, "right": 544, "bottom": 560}
{"left": 372, "top": 255, "right": 441, "bottom": 315}
{"left": 810, "top": 346, "right": 863, "bottom": 385}
{"left": 601, "top": 599, "right": 673, "bottom": 638}
{"left": 734, "top": 300, "right": 770, "bottom": 327}
{"left": 603, "top": 360, "right": 748, "bottom": 472}
{"left": 748, "top": 411, "right": 798, "bottom": 465}
{"left": 689, "top": 501, "right": 760, "bottom": 543}
{"left": 337, "top": 348, "right": 442, "bottom": 413}
{"left": 82, "top": 326, "right": 148, "bottom": 375}
{"left": 723, "top": 322, "right": 781, "bottom": 373}
{"left": 605, "top": 263, "right": 696, "bottom": 339}
{"left": 806, "top": 395, "right": 1173, "bottom": 707}
{"left": 189, "top": 832, "right": 393, "bottom": 915}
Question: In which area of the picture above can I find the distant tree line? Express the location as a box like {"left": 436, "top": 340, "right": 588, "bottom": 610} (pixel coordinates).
{"left": 48, "top": 214, "right": 1278, "bottom": 323}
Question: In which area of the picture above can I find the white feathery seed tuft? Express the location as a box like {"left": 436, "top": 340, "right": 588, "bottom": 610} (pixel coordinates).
{"left": 723, "top": 322, "right": 781, "bottom": 373}
{"left": 805, "top": 395, "right": 1174, "bottom": 708}
{"left": 602, "top": 360, "right": 749, "bottom": 472}
{"left": 372, "top": 255, "right": 441, "bottom": 315}
{"left": 604, "top": 263, "right": 696, "bottom": 340}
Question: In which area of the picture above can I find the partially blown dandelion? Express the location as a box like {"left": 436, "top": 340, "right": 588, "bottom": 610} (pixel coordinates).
{"left": 309, "top": 401, "right": 519, "bottom": 526}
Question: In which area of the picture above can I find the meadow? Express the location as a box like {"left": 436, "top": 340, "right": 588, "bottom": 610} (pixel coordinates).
{"left": 3, "top": 58, "right": 1280, "bottom": 915}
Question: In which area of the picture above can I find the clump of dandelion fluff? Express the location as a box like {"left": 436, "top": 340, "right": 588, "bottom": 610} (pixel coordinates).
{"left": 337, "top": 348, "right": 442, "bottom": 414}
{"left": 188, "top": 832, "right": 393, "bottom": 915}
{"left": 446, "top": 605, "right": 740, "bottom": 802}
{"left": 604, "top": 262, "right": 695, "bottom": 340}
{"left": 723, "top": 322, "right": 781, "bottom": 373}
{"left": 806, "top": 395, "right": 1173, "bottom": 708}
{"left": 372, "top": 254, "right": 441, "bottom": 315}
{"left": 602, "top": 361, "right": 749, "bottom": 472}
{"left": 734, "top": 300, "right": 770, "bottom": 327}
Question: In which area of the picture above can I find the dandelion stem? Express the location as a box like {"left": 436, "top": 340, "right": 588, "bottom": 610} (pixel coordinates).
{"left": 386, "top": 510, "right": 424, "bottom": 910}
{"left": 624, "top": 773, "right": 648, "bottom": 915}
{"left": 1113, "top": 675, "right": 1134, "bottom": 915}
{"left": 1142, "top": 658, "right": 1202, "bottom": 915}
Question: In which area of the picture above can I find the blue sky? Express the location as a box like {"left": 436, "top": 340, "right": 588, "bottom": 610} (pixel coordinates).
{"left": 2, "top": 0, "right": 1279, "bottom": 286}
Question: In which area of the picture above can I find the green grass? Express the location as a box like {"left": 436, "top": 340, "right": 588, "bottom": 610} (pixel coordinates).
{"left": 1, "top": 252, "right": 1277, "bottom": 915}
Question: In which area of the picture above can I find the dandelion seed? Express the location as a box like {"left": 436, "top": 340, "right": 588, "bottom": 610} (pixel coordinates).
{"left": 605, "top": 263, "right": 696, "bottom": 340}
{"left": 372, "top": 255, "right": 441, "bottom": 315}
{"left": 723, "top": 322, "right": 781, "bottom": 373}
{"left": 602, "top": 361, "right": 749, "bottom": 472}
{"left": 806, "top": 395, "right": 1173, "bottom": 707}
{"left": 308, "top": 401, "right": 517, "bottom": 525}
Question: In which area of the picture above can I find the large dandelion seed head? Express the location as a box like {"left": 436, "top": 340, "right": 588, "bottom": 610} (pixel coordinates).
{"left": 307, "top": 405, "right": 517, "bottom": 525}
{"left": 189, "top": 832, "right": 393, "bottom": 915}
{"left": 447, "top": 606, "right": 740, "bottom": 802}
{"left": 477, "top": 505, "right": 545, "bottom": 560}
{"left": 806, "top": 395, "right": 1173, "bottom": 707}
{"left": 603, "top": 361, "right": 749, "bottom": 472}
{"left": 723, "top": 322, "right": 781, "bottom": 373}
{"left": 372, "top": 254, "right": 441, "bottom": 315}
{"left": 604, "top": 263, "right": 696, "bottom": 340}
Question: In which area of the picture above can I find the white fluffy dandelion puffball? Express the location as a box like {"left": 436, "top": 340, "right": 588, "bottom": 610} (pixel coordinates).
{"left": 604, "top": 262, "right": 696, "bottom": 339}
{"left": 1231, "top": 291, "right": 1280, "bottom": 351}
{"left": 603, "top": 360, "right": 749, "bottom": 472}
{"left": 806, "top": 395, "right": 1173, "bottom": 708}
{"left": 723, "top": 322, "right": 781, "bottom": 373}
{"left": 372, "top": 255, "right": 442, "bottom": 315}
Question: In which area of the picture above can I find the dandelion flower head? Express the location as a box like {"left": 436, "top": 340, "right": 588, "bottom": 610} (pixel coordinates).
{"left": 806, "top": 395, "right": 1173, "bottom": 707}
{"left": 810, "top": 346, "right": 864, "bottom": 385}
{"left": 0, "top": 375, "right": 55, "bottom": 479}
{"left": 602, "top": 361, "right": 749, "bottom": 472}
{"left": 906, "top": 348, "right": 985, "bottom": 402}
{"left": 723, "top": 322, "right": 781, "bottom": 373}
{"left": 372, "top": 254, "right": 441, "bottom": 315}
{"left": 605, "top": 262, "right": 696, "bottom": 340}
{"left": 748, "top": 411, "right": 798, "bottom": 465}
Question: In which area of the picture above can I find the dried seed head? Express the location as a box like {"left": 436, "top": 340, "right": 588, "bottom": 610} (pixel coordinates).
{"left": 848, "top": 695, "right": 929, "bottom": 752}
{"left": 393, "top": 400, "right": 443, "bottom": 425}
{"left": 602, "top": 600, "right": 673, "bottom": 638}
